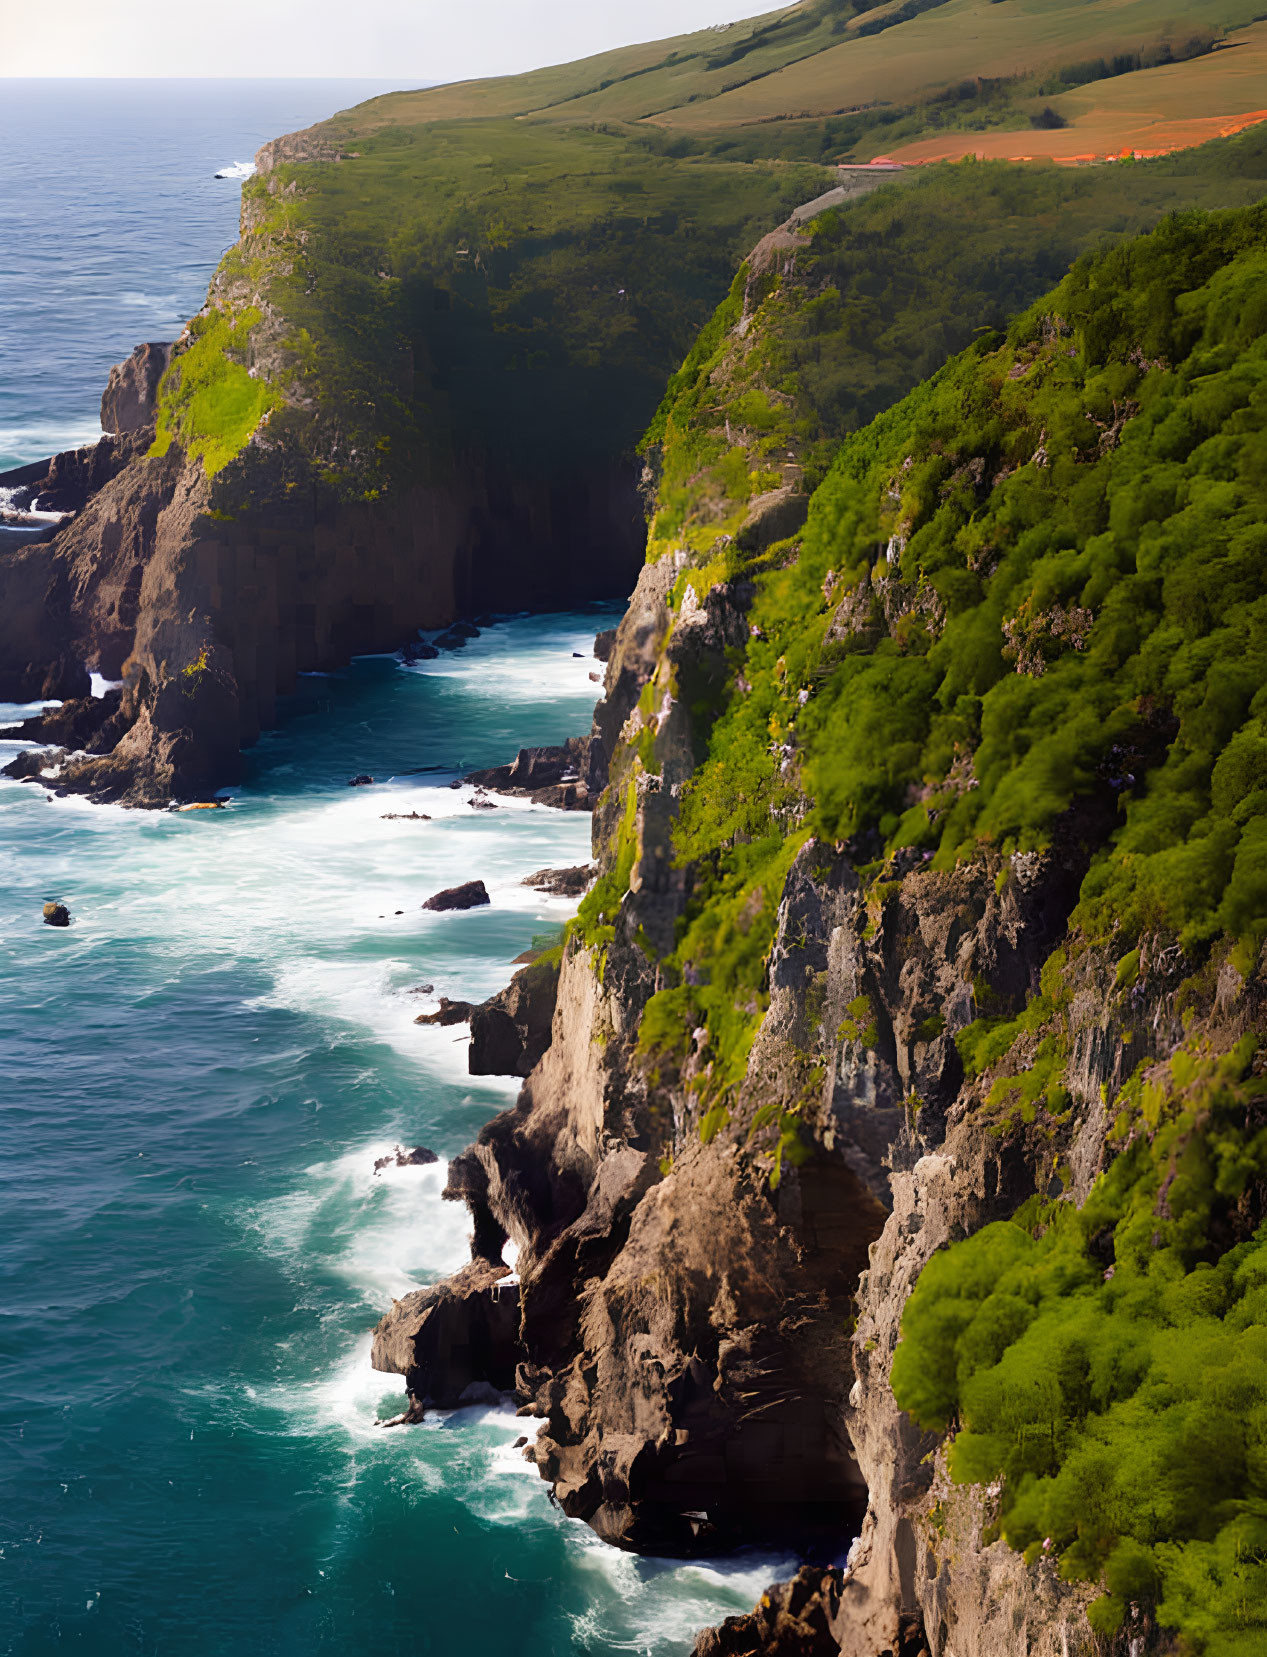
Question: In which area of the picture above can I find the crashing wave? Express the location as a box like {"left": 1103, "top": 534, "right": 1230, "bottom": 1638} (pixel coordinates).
{"left": 0, "top": 486, "right": 70, "bottom": 526}
{"left": 214, "top": 160, "right": 256, "bottom": 180}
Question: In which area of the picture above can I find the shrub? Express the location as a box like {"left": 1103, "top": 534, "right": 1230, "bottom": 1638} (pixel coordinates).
{"left": 891, "top": 1037, "right": 1267, "bottom": 1652}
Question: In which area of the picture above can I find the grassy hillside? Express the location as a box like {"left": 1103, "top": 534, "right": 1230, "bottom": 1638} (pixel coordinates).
{"left": 319, "top": 0, "right": 1263, "bottom": 149}
{"left": 154, "top": 0, "right": 1267, "bottom": 550}
{"left": 639, "top": 0, "right": 1260, "bottom": 134}
{"left": 887, "top": 18, "right": 1267, "bottom": 163}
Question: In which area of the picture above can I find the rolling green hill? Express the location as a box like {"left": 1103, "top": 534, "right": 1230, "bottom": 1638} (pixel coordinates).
{"left": 317, "top": 0, "right": 1265, "bottom": 158}
{"left": 155, "top": 0, "right": 1267, "bottom": 559}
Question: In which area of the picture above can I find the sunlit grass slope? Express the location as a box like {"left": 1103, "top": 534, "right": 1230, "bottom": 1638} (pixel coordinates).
{"left": 315, "top": 0, "right": 1264, "bottom": 152}
{"left": 158, "top": 0, "right": 1267, "bottom": 494}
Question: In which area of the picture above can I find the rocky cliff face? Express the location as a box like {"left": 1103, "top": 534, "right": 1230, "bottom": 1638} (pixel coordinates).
{"left": 375, "top": 573, "right": 1266, "bottom": 1653}
{"left": 0, "top": 111, "right": 680, "bottom": 804}
{"left": 373, "top": 202, "right": 1267, "bottom": 1656}
{"left": 0, "top": 345, "right": 644, "bottom": 803}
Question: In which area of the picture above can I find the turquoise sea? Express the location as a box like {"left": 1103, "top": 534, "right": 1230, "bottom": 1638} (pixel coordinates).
{"left": 0, "top": 83, "right": 792, "bottom": 1655}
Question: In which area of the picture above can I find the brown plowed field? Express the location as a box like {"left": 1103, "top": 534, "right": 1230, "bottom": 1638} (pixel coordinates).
{"left": 883, "top": 26, "right": 1267, "bottom": 165}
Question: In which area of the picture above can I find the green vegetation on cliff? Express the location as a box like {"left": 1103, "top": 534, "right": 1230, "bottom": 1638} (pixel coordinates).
{"left": 644, "top": 131, "right": 1267, "bottom": 562}
{"left": 892, "top": 1035, "right": 1267, "bottom": 1649}
{"left": 259, "top": 124, "right": 824, "bottom": 495}
{"left": 151, "top": 305, "right": 280, "bottom": 477}
{"left": 791, "top": 201, "right": 1267, "bottom": 950}
{"left": 610, "top": 184, "right": 1267, "bottom": 1652}
{"left": 620, "top": 136, "right": 1267, "bottom": 1096}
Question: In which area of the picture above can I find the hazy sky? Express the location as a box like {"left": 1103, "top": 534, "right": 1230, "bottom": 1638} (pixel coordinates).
{"left": 2, "top": 0, "right": 776, "bottom": 80}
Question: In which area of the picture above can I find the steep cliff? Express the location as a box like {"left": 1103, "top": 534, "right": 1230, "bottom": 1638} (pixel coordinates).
{"left": 0, "top": 123, "right": 828, "bottom": 800}
{"left": 375, "top": 196, "right": 1267, "bottom": 1657}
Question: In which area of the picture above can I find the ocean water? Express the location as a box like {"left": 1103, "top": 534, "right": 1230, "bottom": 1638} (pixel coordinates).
{"left": 0, "top": 83, "right": 793, "bottom": 1656}
{"left": 0, "top": 623, "right": 796, "bottom": 1655}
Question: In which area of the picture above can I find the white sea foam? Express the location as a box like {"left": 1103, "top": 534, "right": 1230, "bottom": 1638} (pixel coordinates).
{"left": 89, "top": 672, "right": 124, "bottom": 698}
{"left": 307, "top": 1332, "right": 408, "bottom": 1438}
{"left": 0, "top": 419, "right": 103, "bottom": 469}
{"left": 214, "top": 160, "right": 257, "bottom": 180}
{"left": 119, "top": 290, "right": 178, "bottom": 308}
{"left": 0, "top": 697, "right": 59, "bottom": 728}
{"left": 441, "top": 1407, "right": 811, "bottom": 1657}
{"left": 408, "top": 627, "right": 606, "bottom": 708}
{"left": 237, "top": 1139, "right": 473, "bottom": 1307}
{"left": 566, "top": 1535, "right": 805, "bottom": 1655}
{"left": 0, "top": 487, "right": 70, "bottom": 525}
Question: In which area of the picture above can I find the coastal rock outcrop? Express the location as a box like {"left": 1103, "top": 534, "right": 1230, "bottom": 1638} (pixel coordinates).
{"left": 690, "top": 1568, "right": 856, "bottom": 1657}
{"left": 468, "top": 952, "right": 561, "bottom": 1077}
{"left": 464, "top": 738, "right": 597, "bottom": 811}
{"left": 421, "top": 881, "right": 489, "bottom": 913}
{"left": 414, "top": 997, "right": 475, "bottom": 1026}
{"left": 372, "top": 1257, "right": 521, "bottom": 1414}
{"left": 100, "top": 342, "right": 171, "bottom": 435}
{"left": 373, "top": 1144, "right": 439, "bottom": 1173}
{"left": 0, "top": 429, "right": 643, "bottom": 802}
{"left": 522, "top": 864, "right": 593, "bottom": 896}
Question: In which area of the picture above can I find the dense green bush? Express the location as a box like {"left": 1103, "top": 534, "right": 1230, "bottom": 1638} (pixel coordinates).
{"left": 795, "top": 204, "right": 1267, "bottom": 950}
{"left": 891, "top": 1036, "right": 1267, "bottom": 1649}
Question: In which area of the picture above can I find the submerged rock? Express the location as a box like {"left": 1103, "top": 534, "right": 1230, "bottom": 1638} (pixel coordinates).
{"left": 42, "top": 902, "right": 70, "bottom": 927}
{"left": 373, "top": 1144, "right": 439, "bottom": 1174}
{"left": 422, "top": 880, "right": 490, "bottom": 912}
{"left": 348, "top": 774, "right": 375, "bottom": 786}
